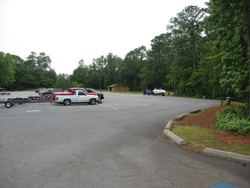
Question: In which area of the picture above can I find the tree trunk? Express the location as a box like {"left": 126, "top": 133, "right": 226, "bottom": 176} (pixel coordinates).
{"left": 192, "top": 32, "right": 196, "bottom": 71}
{"left": 221, "top": 87, "right": 223, "bottom": 107}
{"left": 214, "top": 62, "right": 216, "bottom": 99}
{"left": 174, "top": 65, "right": 176, "bottom": 95}
{"left": 133, "top": 76, "right": 136, "bottom": 92}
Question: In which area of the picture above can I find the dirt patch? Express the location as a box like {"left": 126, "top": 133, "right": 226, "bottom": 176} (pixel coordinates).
{"left": 174, "top": 105, "right": 250, "bottom": 152}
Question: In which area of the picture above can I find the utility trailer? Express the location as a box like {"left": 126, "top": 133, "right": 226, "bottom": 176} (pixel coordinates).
{"left": 0, "top": 96, "right": 51, "bottom": 108}
{"left": 0, "top": 92, "right": 11, "bottom": 95}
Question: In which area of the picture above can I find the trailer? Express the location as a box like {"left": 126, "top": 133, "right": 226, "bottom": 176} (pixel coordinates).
{"left": 0, "top": 92, "right": 11, "bottom": 95}
{"left": 0, "top": 96, "right": 51, "bottom": 108}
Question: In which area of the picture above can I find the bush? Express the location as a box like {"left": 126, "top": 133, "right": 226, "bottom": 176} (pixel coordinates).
{"left": 216, "top": 106, "right": 250, "bottom": 134}
{"left": 238, "top": 103, "right": 249, "bottom": 119}
{"left": 223, "top": 106, "right": 237, "bottom": 114}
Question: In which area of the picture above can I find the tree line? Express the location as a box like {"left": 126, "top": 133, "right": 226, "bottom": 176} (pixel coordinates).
{"left": 1, "top": 1, "right": 250, "bottom": 105}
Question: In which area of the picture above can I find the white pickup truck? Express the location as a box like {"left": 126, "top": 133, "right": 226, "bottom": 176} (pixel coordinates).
{"left": 54, "top": 90, "right": 98, "bottom": 105}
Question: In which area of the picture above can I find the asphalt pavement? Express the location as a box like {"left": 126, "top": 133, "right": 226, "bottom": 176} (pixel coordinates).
{"left": 0, "top": 91, "right": 249, "bottom": 188}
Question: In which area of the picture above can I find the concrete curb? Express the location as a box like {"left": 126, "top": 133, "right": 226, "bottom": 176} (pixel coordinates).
{"left": 175, "top": 113, "right": 186, "bottom": 121}
{"left": 203, "top": 148, "right": 250, "bottom": 165}
{"left": 190, "top": 108, "right": 201, "bottom": 114}
{"left": 163, "top": 120, "right": 187, "bottom": 146}
{"left": 163, "top": 109, "right": 250, "bottom": 165}
{"left": 163, "top": 129, "right": 187, "bottom": 145}
{"left": 164, "top": 120, "right": 174, "bottom": 130}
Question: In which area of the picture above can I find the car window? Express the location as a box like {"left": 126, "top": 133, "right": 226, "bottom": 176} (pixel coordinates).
{"left": 78, "top": 91, "right": 85, "bottom": 95}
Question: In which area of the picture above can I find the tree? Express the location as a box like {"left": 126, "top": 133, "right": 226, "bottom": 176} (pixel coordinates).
{"left": 140, "top": 34, "right": 170, "bottom": 89}
{"left": 165, "top": 6, "right": 207, "bottom": 96}
{"left": 55, "top": 74, "right": 72, "bottom": 89}
{"left": 168, "top": 6, "right": 207, "bottom": 71}
{"left": 89, "top": 56, "right": 106, "bottom": 89}
{"left": 0, "top": 52, "right": 15, "bottom": 87}
{"left": 70, "top": 59, "right": 89, "bottom": 87}
{"left": 186, "top": 14, "right": 223, "bottom": 99}
{"left": 103, "top": 53, "right": 122, "bottom": 87}
{"left": 36, "top": 52, "right": 52, "bottom": 71}
{"left": 12, "top": 52, "right": 57, "bottom": 89}
{"left": 121, "top": 46, "right": 147, "bottom": 91}
{"left": 208, "top": 0, "right": 250, "bottom": 114}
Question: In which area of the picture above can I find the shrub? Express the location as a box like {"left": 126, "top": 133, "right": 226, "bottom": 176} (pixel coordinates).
{"left": 238, "top": 103, "right": 249, "bottom": 119}
{"left": 216, "top": 106, "right": 250, "bottom": 134}
{"left": 223, "top": 106, "right": 237, "bottom": 114}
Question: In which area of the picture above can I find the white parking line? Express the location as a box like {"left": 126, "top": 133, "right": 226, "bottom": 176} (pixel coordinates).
{"left": 101, "top": 105, "right": 119, "bottom": 110}
{"left": 101, "top": 103, "right": 150, "bottom": 110}
{"left": 26, "top": 110, "right": 42, "bottom": 113}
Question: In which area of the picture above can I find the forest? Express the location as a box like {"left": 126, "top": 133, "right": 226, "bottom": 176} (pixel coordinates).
{"left": 1, "top": 0, "right": 250, "bottom": 104}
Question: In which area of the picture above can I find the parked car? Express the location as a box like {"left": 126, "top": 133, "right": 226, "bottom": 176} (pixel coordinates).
{"left": 40, "top": 89, "right": 53, "bottom": 95}
{"left": 39, "top": 88, "right": 63, "bottom": 95}
{"left": 143, "top": 89, "right": 154, "bottom": 95}
{"left": 84, "top": 88, "right": 104, "bottom": 101}
{"left": 35, "top": 88, "right": 45, "bottom": 93}
{"left": 152, "top": 88, "right": 166, "bottom": 96}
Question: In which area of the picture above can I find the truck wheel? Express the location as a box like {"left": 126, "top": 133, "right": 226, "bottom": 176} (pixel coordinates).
{"left": 162, "top": 93, "right": 165, "bottom": 96}
{"left": 5, "top": 101, "right": 12, "bottom": 108}
{"left": 89, "top": 98, "right": 96, "bottom": 105}
{"left": 64, "top": 99, "right": 71, "bottom": 105}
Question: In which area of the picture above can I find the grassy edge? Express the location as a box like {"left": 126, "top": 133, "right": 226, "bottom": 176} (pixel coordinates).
{"left": 171, "top": 103, "right": 250, "bottom": 156}
{"left": 172, "top": 125, "right": 250, "bottom": 156}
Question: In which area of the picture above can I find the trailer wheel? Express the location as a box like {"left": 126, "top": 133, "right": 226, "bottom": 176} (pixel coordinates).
{"left": 5, "top": 101, "right": 12, "bottom": 108}
{"left": 89, "top": 98, "right": 96, "bottom": 105}
{"left": 64, "top": 99, "right": 71, "bottom": 105}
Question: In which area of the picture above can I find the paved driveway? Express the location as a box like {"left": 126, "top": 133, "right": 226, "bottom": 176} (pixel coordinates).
{"left": 0, "top": 92, "right": 249, "bottom": 188}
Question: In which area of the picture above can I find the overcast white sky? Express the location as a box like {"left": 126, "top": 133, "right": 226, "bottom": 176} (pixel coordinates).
{"left": 0, "top": 0, "right": 207, "bottom": 75}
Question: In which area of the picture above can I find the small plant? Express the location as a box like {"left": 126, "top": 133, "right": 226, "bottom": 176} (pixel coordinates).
{"left": 216, "top": 105, "right": 250, "bottom": 134}
{"left": 222, "top": 106, "right": 237, "bottom": 114}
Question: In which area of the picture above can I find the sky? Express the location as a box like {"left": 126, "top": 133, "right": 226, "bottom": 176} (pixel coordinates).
{"left": 0, "top": 0, "right": 208, "bottom": 75}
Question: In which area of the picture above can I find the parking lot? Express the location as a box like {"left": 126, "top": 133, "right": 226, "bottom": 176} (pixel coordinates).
{"left": 0, "top": 91, "right": 249, "bottom": 188}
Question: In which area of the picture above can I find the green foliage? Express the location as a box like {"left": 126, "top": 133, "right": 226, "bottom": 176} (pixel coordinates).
{"left": 70, "top": 60, "right": 89, "bottom": 87}
{"left": 120, "top": 46, "right": 147, "bottom": 91}
{"left": 216, "top": 106, "right": 250, "bottom": 134}
{"left": 208, "top": 0, "right": 250, "bottom": 102}
{"left": 238, "top": 103, "right": 250, "bottom": 119}
{"left": 55, "top": 74, "right": 72, "bottom": 89}
{"left": 0, "top": 52, "right": 15, "bottom": 87}
{"left": 10, "top": 52, "right": 57, "bottom": 90}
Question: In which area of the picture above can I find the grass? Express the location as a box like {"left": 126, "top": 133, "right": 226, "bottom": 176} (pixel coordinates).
{"left": 172, "top": 125, "right": 250, "bottom": 156}
{"left": 110, "top": 91, "right": 142, "bottom": 95}
{"left": 172, "top": 126, "right": 217, "bottom": 149}
{"left": 109, "top": 91, "right": 175, "bottom": 96}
